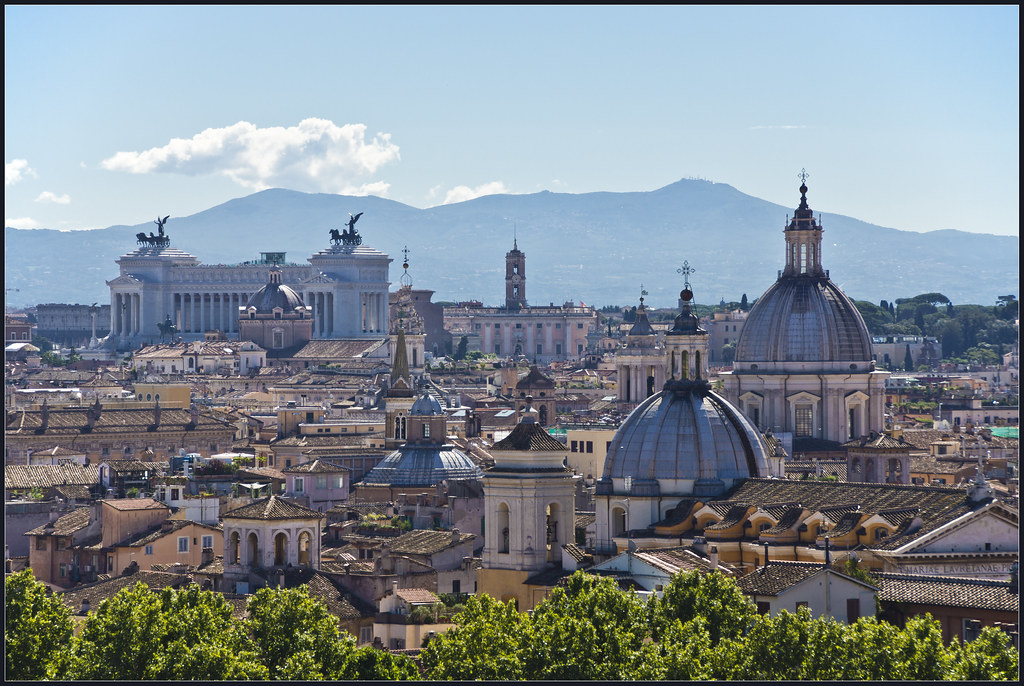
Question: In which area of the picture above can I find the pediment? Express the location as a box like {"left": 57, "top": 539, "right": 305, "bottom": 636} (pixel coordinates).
{"left": 300, "top": 272, "right": 338, "bottom": 285}
{"left": 895, "top": 504, "right": 1019, "bottom": 555}
{"left": 106, "top": 274, "right": 143, "bottom": 287}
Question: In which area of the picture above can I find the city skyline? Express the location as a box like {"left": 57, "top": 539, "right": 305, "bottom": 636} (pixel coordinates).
{"left": 4, "top": 5, "right": 1019, "bottom": 236}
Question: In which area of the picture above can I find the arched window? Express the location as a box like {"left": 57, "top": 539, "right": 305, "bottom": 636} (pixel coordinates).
{"left": 497, "top": 503, "right": 510, "bottom": 554}
{"left": 274, "top": 532, "right": 288, "bottom": 566}
{"left": 612, "top": 507, "right": 627, "bottom": 537}
{"left": 228, "top": 531, "right": 240, "bottom": 565}
{"left": 248, "top": 532, "right": 260, "bottom": 567}
{"left": 298, "top": 531, "right": 312, "bottom": 566}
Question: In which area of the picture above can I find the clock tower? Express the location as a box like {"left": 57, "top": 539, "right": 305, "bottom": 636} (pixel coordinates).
{"left": 505, "top": 239, "right": 527, "bottom": 310}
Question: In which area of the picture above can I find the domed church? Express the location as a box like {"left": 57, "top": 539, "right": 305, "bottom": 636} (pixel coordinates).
{"left": 720, "top": 177, "right": 888, "bottom": 449}
{"left": 595, "top": 280, "right": 780, "bottom": 557}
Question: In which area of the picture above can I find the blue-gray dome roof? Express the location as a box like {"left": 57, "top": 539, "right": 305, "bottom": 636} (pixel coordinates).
{"left": 411, "top": 393, "right": 444, "bottom": 416}
{"left": 735, "top": 277, "right": 871, "bottom": 363}
{"left": 359, "top": 445, "right": 482, "bottom": 487}
{"left": 602, "top": 379, "right": 770, "bottom": 497}
{"left": 246, "top": 281, "right": 305, "bottom": 313}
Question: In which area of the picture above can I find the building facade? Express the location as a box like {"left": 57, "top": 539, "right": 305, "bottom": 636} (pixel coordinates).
{"left": 104, "top": 225, "right": 390, "bottom": 351}
{"left": 443, "top": 241, "right": 599, "bottom": 363}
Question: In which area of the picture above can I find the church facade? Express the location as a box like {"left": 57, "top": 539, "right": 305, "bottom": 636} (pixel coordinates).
{"left": 443, "top": 240, "right": 600, "bottom": 363}
{"left": 104, "top": 224, "right": 390, "bottom": 351}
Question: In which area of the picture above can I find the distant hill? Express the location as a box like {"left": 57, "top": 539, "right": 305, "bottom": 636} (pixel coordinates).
{"left": 4, "top": 179, "right": 1018, "bottom": 309}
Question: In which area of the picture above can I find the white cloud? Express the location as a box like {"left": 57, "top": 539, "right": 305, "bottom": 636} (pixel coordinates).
{"left": 35, "top": 191, "right": 71, "bottom": 204}
{"left": 6, "top": 159, "right": 36, "bottom": 186}
{"left": 442, "top": 181, "right": 509, "bottom": 205}
{"left": 5, "top": 216, "right": 40, "bottom": 229}
{"left": 100, "top": 118, "right": 400, "bottom": 193}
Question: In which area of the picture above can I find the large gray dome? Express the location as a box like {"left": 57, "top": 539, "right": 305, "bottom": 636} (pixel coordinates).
{"left": 246, "top": 271, "right": 306, "bottom": 313}
{"left": 359, "top": 444, "right": 483, "bottom": 487}
{"left": 735, "top": 277, "right": 872, "bottom": 364}
{"left": 601, "top": 378, "right": 771, "bottom": 497}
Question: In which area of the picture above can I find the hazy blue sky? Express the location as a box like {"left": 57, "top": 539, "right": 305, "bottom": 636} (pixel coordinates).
{"left": 5, "top": 5, "right": 1019, "bottom": 235}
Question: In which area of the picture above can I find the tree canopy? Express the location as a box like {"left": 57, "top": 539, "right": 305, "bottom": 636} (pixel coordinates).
{"left": 418, "top": 569, "right": 1018, "bottom": 681}
{"left": 6, "top": 573, "right": 416, "bottom": 681}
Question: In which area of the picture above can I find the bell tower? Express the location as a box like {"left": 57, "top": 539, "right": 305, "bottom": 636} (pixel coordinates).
{"left": 505, "top": 238, "right": 526, "bottom": 310}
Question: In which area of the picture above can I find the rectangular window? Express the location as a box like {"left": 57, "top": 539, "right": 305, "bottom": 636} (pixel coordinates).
{"left": 586, "top": 441, "right": 594, "bottom": 453}
{"left": 337, "top": 476, "right": 345, "bottom": 489}
{"left": 536, "top": 323, "right": 543, "bottom": 329}
{"left": 555, "top": 343, "right": 562, "bottom": 355}
{"left": 494, "top": 323, "right": 501, "bottom": 330}
{"left": 36, "top": 537, "right": 47, "bottom": 551}
{"left": 555, "top": 323, "right": 562, "bottom": 329}
{"left": 536, "top": 344, "right": 543, "bottom": 355}
{"left": 145, "top": 545, "right": 154, "bottom": 555}
{"left": 59, "top": 563, "right": 67, "bottom": 578}
{"left": 757, "top": 601, "right": 771, "bottom": 615}
{"left": 57, "top": 537, "right": 67, "bottom": 550}
{"left": 846, "top": 598, "right": 860, "bottom": 624}
{"left": 570, "top": 440, "right": 578, "bottom": 452}
{"left": 515, "top": 323, "right": 522, "bottom": 329}
{"left": 178, "top": 536, "right": 189, "bottom": 553}
{"left": 316, "top": 476, "right": 327, "bottom": 489}
{"left": 202, "top": 535, "right": 213, "bottom": 549}
{"left": 494, "top": 344, "right": 501, "bottom": 355}
{"left": 577, "top": 323, "right": 584, "bottom": 329}
{"left": 359, "top": 626, "right": 372, "bottom": 645}
{"left": 423, "top": 423, "right": 431, "bottom": 438}
{"left": 452, "top": 579, "right": 461, "bottom": 594}
{"left": 170, "top": 488, "right": 180, "bottom": 500}
{"left": 294, "top": 477, "right": 304, "bottom": 493}
{"left": 795, "top": 405, "right": 813, "bottom": 437}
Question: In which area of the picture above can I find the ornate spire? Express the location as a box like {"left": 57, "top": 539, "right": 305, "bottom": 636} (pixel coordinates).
{"left": 669, "top": 261, "right": 705, "bottom": 335}
{"left": 782, "top": 170, "right": 826, "bottom": 277}
{"left": 400, "top": 245, "right": 412, "bottom": 288}
{"left": 391, "top": 328, "right": 410, "bottom": 384}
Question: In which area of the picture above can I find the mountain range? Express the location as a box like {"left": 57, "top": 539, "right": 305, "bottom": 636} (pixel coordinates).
{"left": 4, "top": 179, "right": 1018, "bottom": 310}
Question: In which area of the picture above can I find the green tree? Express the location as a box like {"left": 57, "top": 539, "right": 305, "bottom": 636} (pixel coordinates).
{"left": 51, "top": 582, "right": 266, "bottom": 680}
{"left": 649, "top": 569, "right": 757, "bottom": 648}
{"left": 525, "top": 571, "right": 661, "bottom": 680}
{"left": 246, "top": 585, "right": 354, "bottom": 679}
{"left": 454, "top": 335, "right": 468, "bottom": 361}
{"left": 740, "top": 293, "right": 749, "bottom": 310}
{"left": 5, "top": 569, "right": 73, "bottom": 680}
{"left": 948, "top": 626, "right": 1020, "bottom": 681}
{"left": 721, "top": 342, "right": 736, "bottom": 366}
{"left": 420, "top": 593, "right": 532, "bottom": 680}
{"left": 904, "top": 344, "right": 914, "bottom": 371}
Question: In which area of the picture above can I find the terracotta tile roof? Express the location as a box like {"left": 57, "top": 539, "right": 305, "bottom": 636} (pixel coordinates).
{"left": 58, "top": 571, "right": 193, "bottom": 612}
{"left": 516, "top": 366, "right": 556, "bottom": 389}
{"left": 761, "top": 506, "right": 806, "bottom": 535}
{"left": 290, "top": 339, "right": 390, "bottom": 360}
{"left": 102, "top": 459, "right": 156, "bottom": 473}
{"left": 704, "top": 504, "right": 750, "bottom": 531}
{"left": 25, "top": 507, "right": 92, "bottom": 536}
{"left": 562, "top": 543, "right": 589, "bottom": 563}
{"left": 102, "top": 498, "right": 168, "bottom": 512}
{"left": 237, "top": 466, "right": 286, "bottom": 481}
{"left": 282, "top": 567, "right": 375, "bottom": 619}
{"left": 575, "top": 512, "right": 597, "bottom": 529}
{"left": 784, "top": 460, "right": 848, "bottom": 480}
{"left": 4, "top": 464, "right": 99, "bottom": 490}
{"left": 632, "top": 546, "right": 721, "bottom": 576}
{"left": 6, "top": 406, "right": 231, "bottom": 436}
{"left": 395, "top": 587, "right": 440, "bottom": 605}
{"left": 53, "top": 484, "right": 92, "bottom": 500}
{"left": 121, "top": 520, "right": 218, "bottom": 548}
{"left": 718, "top": 479, "right": 974, "bottom": 550}
{"left": 283, "top": 459, "right": 349, "bottom": 474}
{"left": 387, "top": 529, "right": 475, "bottom": 556}
{"left": 272, "top": 434, "right": 377, "bottom": 448}
{"left": 32, "top": 446, "right": 85, "bottom": 457}
{"left": 875, "top": 572, "right": 1019, "bottom": 612}
{"left": 736, "top": 561, "right": 838, "bottom": 596}
{"left": 842, "top": 434, "right": 917, "bottom": 450}
{"left": 491, "top": 421, "right": 566, "bottom": 452}
{"left": 222, "top": 495, "right": 324, "bottom": 521}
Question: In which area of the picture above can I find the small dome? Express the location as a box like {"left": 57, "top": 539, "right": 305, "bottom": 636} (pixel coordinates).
{"left": 411, "top": 392, "right": 444, "bottom": 416}
{"left": 602, "top": 378, "right": 770, "bottom": 497}
{"left": 735, "top": 278, "right": 872, "bottom": 364}
{"left": 359, "top": 445, "right": 482, "bottom": 487}
{"left": 246, "top": 270, "right": 306, "bottom": 313}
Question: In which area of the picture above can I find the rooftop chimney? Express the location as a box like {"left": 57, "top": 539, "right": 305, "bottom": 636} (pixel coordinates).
{"left": 763, "top": 542, "right": 770, "bottom": 569}
{"left": 709, "top": 544, "right": 719, "bottom": 570}
{"left": 38, "top": 400, "right": 49, "bottom": 432}
{"left": 824, "top": 537, "right": 831, "bottom": 566}
{"left": 451, "top": 528, "right": 461, "bottom": 545}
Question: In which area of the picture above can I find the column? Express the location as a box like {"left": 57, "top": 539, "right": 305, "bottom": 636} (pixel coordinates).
{"left": 328, "top": 293, "right": 334, "bottom": 336}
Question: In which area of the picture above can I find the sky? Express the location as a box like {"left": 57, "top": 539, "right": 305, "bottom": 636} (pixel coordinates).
{"left": 4, "top": 5, "right": 1019, "bottom": 236}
